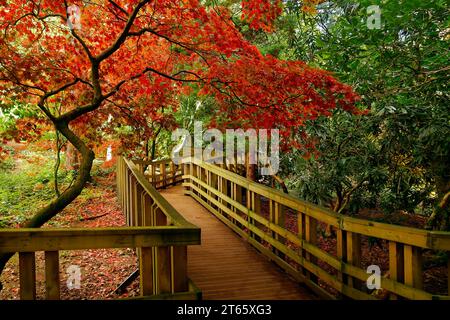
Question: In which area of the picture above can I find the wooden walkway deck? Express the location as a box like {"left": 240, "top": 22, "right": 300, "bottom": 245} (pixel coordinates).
{"left": 159, "top": 185, "right": 316, "bottom": 300}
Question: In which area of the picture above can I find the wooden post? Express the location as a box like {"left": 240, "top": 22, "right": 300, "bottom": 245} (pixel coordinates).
{"left": 45, "top": 251, "right": 60, "bottom": 300}
{"left": 210, "top": 172, "right": 218, "bottom": 209}
{"left": 171, "top": 246, "right": 188, "bottom": 292}
{"left": 346, "top": 232, "right": 362, "bottom": 290}
{"left": 19, "top": 252, "right": 36, "bottom": 300}
{"left": 232, "top": 183, "right": 242, "bottom": 225}
{"left": 245, "top": 189, "right": 252, "bottom": 238}
{"left": 404, "top": 245, "right": 423, "bottom": 290}
{"left": 305, "top": 216, "right": 318, "bottom": 283}
{"left": 155, "top": 207, "right": 171, "bottom": 293}
{"left": 297, "top": 212, "right": 304, "bottom": 274}
{"left": 337, "top": 229, "right": 348, "bottom": 298}
{"left": 249, "top": 192, "right": 262, "bottom": 241}
{"left": 163, "top": 162, "right": 167, "bottom": 188}
{"left": 128, "top": 175, "right": 135, "bottom": 226}
{"left": 389, "top": 241, "right": 404, "bottom": 299}
{"left": 206, "top": 170, "right": 212, "bottom": 206}
{"left": 151, "top": 165, "right": 156, "bottom": 187}
{"left": 142, "top": 193, "right": 153, "bottom": 227}
{"left": 271, "top": 201, "right": 285, "bottom": 258}
{"left": 134, "top": 184, "right": 143, "bottom": 226}
{"left": 170, "top": 162, "right": 176, "bottom": 185}
{"left": 139, "top": 247, "right": 153, "bottom": 296}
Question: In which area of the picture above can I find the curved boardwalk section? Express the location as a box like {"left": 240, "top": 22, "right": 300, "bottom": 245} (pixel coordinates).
{"left": 159, "top": 185, "right": 315, "bottom": 300}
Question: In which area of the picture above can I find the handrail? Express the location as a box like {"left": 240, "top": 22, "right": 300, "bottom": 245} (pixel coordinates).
{"left": 0, "top": 157, "right": 200, "bottom": 300}
{"left": 187, "top": 158, "right": 450, "bottom": 250}
{"left": 182, "top": 156, "right": 450, "bottom": 300}
{"left": 131, "top": 158, "right": 183, "bottom": 189}
{"left": 0, "top": 226, "right": 199, "bottom": 253}
{"left": 122, "top": 158, "right": 195, "bottom": 228}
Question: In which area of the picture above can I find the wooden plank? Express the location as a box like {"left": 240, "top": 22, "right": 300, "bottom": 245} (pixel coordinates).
{"left": 297, "top": 212, "right": 305, "bottom": 274}
{"left": 134, "top": 184, "right": 143, "bottom": 226}
{"left": 157, "top": 247, "right": 172, "bottom": 293}
{"left": 160, "top": 163, "right": 166, "bottom": 188}
{"left": 272, "top": 201, "right": 285, "bottom": 258}
{"left": 172, "top": 188, "right": 314, "bottom": 300}
{"left": 305, "top": 216, "right": 318, "bottom": 283}
{"left": 140, "top": 247, "right": 154, "bottom": 296}
{"left": 404, "top": 245, "right": 423, "bottom": 290}
{"left": 0, "top": 227, "right": 200, "bottom": 253}
{"left": 142, "top": 193, "right": 153, "bottom": 227}
{"left": 154, "top": 207, "right": 171, "bottom": 294}
{"left": 389, "top": 241, "right": 404, "bottom": 299}
{"left": 337, "top": 229, "right": 348, "bottom": 290}
{"left": 19, "top": 252, "right": 36, "bottom": 300}
{"left": 346, "top": 232, "right": 362, "bottom": 290}
{"left": 45, "top": 251, "right": 60, "bottom": 300}
{"left": 172, "top": 246, "right": 188, "bottom": 292}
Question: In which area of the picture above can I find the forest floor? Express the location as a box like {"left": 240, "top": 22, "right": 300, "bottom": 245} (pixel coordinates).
{"left": 0, "top": 141, "right": 140, "bottom": 299}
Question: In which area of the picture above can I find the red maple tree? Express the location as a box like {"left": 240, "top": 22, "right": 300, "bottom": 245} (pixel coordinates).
{"left": 0, "top": 0, "right": 358, "bottom": 271}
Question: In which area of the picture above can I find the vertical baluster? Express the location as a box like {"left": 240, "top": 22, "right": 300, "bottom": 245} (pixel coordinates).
{"left": 129, "top": 177, "right": 136, "bottom": 226}
{"left": 155, "top": 208, "right": 171, "bottom": 293}
{"left": 233, "top": 183, "right": 242, "bottom": 225}
{"left": 171, "top": 246, "right": 188, "bottom": 293}
{"left": 19, "top": 252, "right": 36, "bottom": 300}
{"left": 249, "top": 192, "right": 261, "bottom": 241}
{"left": 305, "top": 216, "right": 318, "bottom": 283}
{"left": 448, "top": 254, "right": 450, "bottom": 296}
{"left": 346, "top": 232, "right": 362, "bottom": 290}
{"left": 140, "top": 247, "right": 153, "bottom": 296}
{"left": 151, "top": 164, "right": 156, "bottom": 187}
{"left": 297, "top": 212, "right": 304, "bottom": 274}
{"left": 270, "top": 201, "right": 284, "bottom": 256}
{"left": 45, "top": 251, "right": 60, "bottom": 300}
{"left": 245, "top": 189, "right": 252, "bottom": 238}
{"left": 337, "top": 229, "right": 348, "bottom": 298}
{"left": 206, "top": 170, "right": 211, "bottom": 206}
{"left": 134, "top": 184, "right": 143, "bottom": 226}
{"left": 160, "top": 163, "right": 166, "bottom": 188}
{"left": 389, "top": 241, "right": 404, "bottom": 299}
{"left": 404, "top": 245, "right": 423, "bottom": 290}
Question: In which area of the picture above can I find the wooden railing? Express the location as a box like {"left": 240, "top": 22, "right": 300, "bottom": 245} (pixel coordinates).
{"left": 116, "top": 157, "right": 200, "bottom": 298}
{"left": 0, "top": 157, "right": 200, "bottom": 300}
{"left": 181, "top": 157, "right": 450, "bottom": 300}
{"left": 133, "top": 159, "right": 183, "bottom": 189}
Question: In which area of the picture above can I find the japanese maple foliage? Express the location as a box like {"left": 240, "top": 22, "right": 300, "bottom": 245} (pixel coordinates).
{"left": 0, "top": 0, "right": 358, "bottom": 239}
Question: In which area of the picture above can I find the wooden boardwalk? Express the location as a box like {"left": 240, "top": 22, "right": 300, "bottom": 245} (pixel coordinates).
{"left": 160, "top": 185, "right": 316, "bottom": 300}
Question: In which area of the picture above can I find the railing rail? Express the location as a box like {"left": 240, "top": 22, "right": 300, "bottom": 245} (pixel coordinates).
{"left": 0, "top": 157, "right": 200, "bottom": 300}
{"left": 182, "top": 156, "right": 450, "bottom": 300}
{"left": 132, "top": 159, "right": 183, "bottom": 189}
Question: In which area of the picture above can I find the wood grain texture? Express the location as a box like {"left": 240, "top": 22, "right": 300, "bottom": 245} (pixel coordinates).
{"left": 160, "top": 185, "right": 316, "bottom": 300}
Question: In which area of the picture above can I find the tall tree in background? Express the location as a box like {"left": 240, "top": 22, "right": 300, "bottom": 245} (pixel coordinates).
{"left": 269, "top": 1, "right": 449, "bottom": 228}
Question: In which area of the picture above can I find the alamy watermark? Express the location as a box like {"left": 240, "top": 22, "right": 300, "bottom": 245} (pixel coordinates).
{"left": 366, "top": 264, "right": 381, "bottom": 290}
{"left": 171, "top": 121, "right": 280, "bottom": 175}
{"left": 367, "top": 5, "right": 382, "bottom": 30}
{"left": 67, "top": 5, "right": 82, "bottom": 31}
{"left": 66, "top": 265, "right": 81, "bottom": 290}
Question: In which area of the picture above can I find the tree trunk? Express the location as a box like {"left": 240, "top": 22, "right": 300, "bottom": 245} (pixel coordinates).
{"left": 272, "top": 174, "right": 289, "bottom": 194}
{"left": 65, "top": 141, "right": 80, "bottom": 170}
{"left": 0, "top": 122, "right": 95, "bottom": 285}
